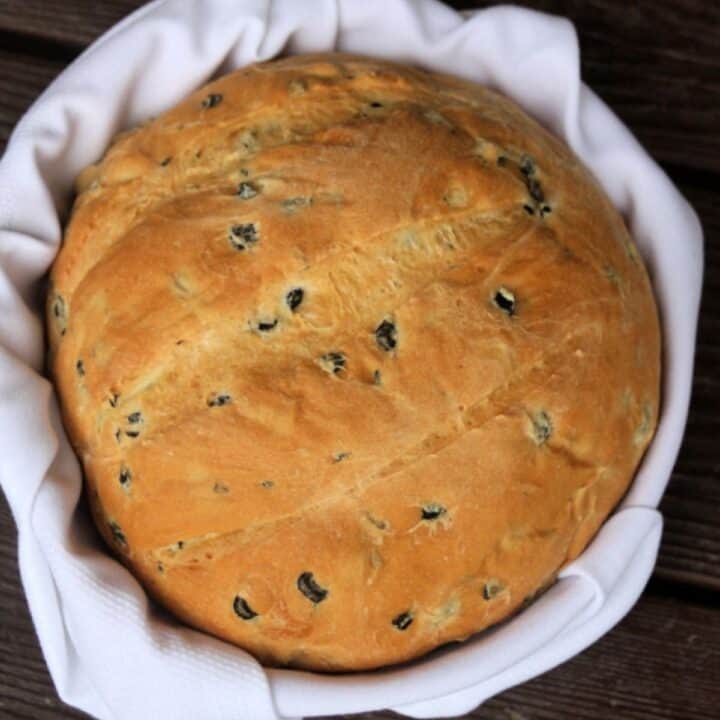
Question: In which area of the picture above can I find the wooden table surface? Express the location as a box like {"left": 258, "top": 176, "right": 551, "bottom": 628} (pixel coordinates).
{"left": 0, "top": 1, "right": 718, "bottom": 718}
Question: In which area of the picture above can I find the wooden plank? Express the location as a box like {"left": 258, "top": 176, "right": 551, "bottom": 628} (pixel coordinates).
{"left": 656, "top": 179, "right": 720, "bottom": 590}
{"left": 0, "top": 49, "right": 66, "bottom": 149}
{"left": 0, "top": 502, "right": 89, "bottom": 720}
{"left": 0, "top": 0, "right": 132, "bottom": 47}
{"left": 480, "top": 585, "right": 720, "bottom": 720}
{"left": 522, "top": 0, "right": 720, "bottom": 173}
{"left": 0, "top": 0, "right": 718, "bottom": 172}
{"left": 2, "top": 497, "right": 718, "bottom": 719}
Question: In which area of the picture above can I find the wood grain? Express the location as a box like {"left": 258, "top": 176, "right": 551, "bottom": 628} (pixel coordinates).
{"left": 656, "top": 179, "right": 720, "bottom": 590}
{"left": 0, "top": 49, "right": 65, "bottom": 146}
{"left": 0, "top": 0, "right": 718, "bottom": 172}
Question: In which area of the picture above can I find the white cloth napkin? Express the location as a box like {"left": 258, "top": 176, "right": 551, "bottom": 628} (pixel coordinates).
{"left": 0, "top": 1, "right": 703, "bottom": 719}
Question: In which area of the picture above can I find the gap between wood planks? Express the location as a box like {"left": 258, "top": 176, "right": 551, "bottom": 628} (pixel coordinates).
{"left": 0, "top": 28, "right": 83, "bottom": 62}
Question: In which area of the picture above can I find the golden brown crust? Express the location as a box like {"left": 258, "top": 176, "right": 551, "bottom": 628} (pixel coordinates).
{"left": 47, "top": 53, "right": 661, "bottom": 671}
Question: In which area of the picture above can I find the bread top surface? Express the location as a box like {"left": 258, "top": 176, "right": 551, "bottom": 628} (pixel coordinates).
{"left": 47, "top": 53, "right": 661, "bottom": 671}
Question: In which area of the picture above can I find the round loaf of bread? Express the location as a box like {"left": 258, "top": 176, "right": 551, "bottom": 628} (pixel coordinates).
{"left": 47, "top": 53, "right": 661, "bottom": 672}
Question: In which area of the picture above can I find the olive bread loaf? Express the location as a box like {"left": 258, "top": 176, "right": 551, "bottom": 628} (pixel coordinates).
{"left": 47, "top": 53, "right": 661, "bottom": 671}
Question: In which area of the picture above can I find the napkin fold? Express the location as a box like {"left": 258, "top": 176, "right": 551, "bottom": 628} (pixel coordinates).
{"left": 0, "top": 1, "right": 703, "bottom": 719}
